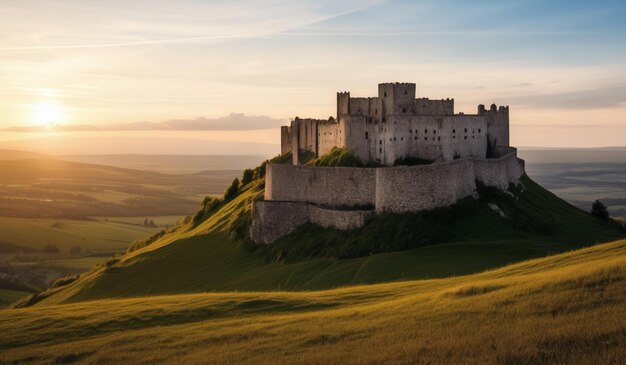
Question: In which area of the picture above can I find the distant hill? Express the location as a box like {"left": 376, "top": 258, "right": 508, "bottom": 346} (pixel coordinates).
{"left": 519, "top": 146, "right": 626, "bottom": 164}
{"left": 0, "top": 149, "right": 50, "bottom": 160}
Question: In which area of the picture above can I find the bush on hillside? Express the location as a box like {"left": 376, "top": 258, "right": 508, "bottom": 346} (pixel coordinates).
{"left": 591, "top": 199, "right": 610, "bottom": 220}
{"left": 224, "top": 178, "right": 240, "bottom": 200}
{"left": 308, "top": 147, "right": 363, "bottom": 167}
{"left": 50, "top": 274, "right": 79, "bottom": 289}
{"left": 241, "top": 169, "right": 254, "bottom": 185}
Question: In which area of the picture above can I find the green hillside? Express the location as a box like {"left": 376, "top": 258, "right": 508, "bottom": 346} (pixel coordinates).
{"left": 2, "top": 238, "right": 626, "bottom": 364}
{"left": 21, "top": 172, "right": 625, "bottom": 306}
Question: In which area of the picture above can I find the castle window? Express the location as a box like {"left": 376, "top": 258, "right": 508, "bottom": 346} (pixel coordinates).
{"left": 438, "top": 136, "right": 441, "bottom": 141}
{"left": 379, "top": 148, "right": 382, "bottom": 154}
{"left": 453, "top": 136, "right": 456, "bottom": 139}
{"left": 365, "top": 132, "right": 368, "bottom": 140}
{"left": 404, "top": 90, "right": 408, "bottom": 95}
{"left": 415, "top": 136, "right": 418, "bottom": 140}
{"left": 453, "top": 129, "right": 456, "bottom": 133}
{"left": 390, "top": 138, "right": 392, "bottom": 141}
{"left": 379, "top": 140, "right": 382, "bottom": 145}
{"left": 464, "top": 136, "right": 467, "bottom": 139}
{"left": 478, "top": 128, "right": 481, "bottom": 133}
{"left": 401, "top": 137, "right": 403, "bottom": 141}
{"left": 434, "top": 130, "right": 437, "bottom": 134}
{"left": 424, "top": 129, "right": 428, "bottom": 133}
{"left": 375, "top": 109, "right": 378, "bottom": 114}
{"left": 424, "top": 137, "right": 427, "bottom": 141}
{"left": 464, "top": 128, "right": 467, "bottom": 133}
{"left": 402, "top": 108, "right": 407, "bottom": 113}
{"left": 384, "top": 92, "right": 387, "bottom": 97}
{"left": 473, "top": 136, "right": 475, "bottom": 139}
{"left": 394, "top": 137, "right": 397, "bottom": 141}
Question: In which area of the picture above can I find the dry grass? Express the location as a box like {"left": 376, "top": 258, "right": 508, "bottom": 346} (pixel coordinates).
{"left": 1, "top": 238, "right": 625, "bottom": 364}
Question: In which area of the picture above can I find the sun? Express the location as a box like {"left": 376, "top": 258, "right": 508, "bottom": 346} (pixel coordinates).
{"left": 31, "top": 102, "right": 66, "bottom": 127}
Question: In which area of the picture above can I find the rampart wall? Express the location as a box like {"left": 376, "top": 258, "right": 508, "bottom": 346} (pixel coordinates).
{"left": 249, "top": 201, "right": 372, "bottom": 244}
{"left": 251, "top": 147, "right": 525, "bottom": 243}
{"left": 264, "top": 163, "right": 377, "bottom": 207}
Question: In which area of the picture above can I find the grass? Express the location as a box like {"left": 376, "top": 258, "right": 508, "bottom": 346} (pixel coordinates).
{"left": 0, "top": 289, "right": 32, "bottom": 308}
{"left": 0, "top": 217, "right": 161, "bottom": 253}
{"left": 1, "top": 238, "right": 626, "bottom": 364}
{"left": 20, "top": 174, "right": 624, "bottom": 306}
{"left": 307, "top": 147, "right": 363, "bottom": 167}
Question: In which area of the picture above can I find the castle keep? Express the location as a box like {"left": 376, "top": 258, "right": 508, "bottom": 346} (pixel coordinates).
{"left": 250, "top": 82, "right": 525, "bottom": 244}
{"left": 282, "top": 82, "right": 509, "bottom": 165}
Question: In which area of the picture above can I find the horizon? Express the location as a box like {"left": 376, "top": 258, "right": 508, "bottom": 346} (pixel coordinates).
{"left": 1, "top": 0, "right": 626, "bottom": 150}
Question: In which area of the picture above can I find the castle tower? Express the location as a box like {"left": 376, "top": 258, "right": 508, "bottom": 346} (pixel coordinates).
{"left": 378, "top": 83, "right": 416, "bottom": 117}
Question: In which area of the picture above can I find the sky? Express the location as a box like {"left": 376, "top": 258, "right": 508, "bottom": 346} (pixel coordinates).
{"left": 1, "top": 0, "right": 626, "bottom": 153}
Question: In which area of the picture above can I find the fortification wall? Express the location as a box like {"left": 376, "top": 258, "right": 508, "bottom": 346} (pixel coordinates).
{"left": 375, "top": 148, "right": 524, "bottom": 212}
{"left": 369, "top": 115, "right": 487, "bottom": 165}
{"left": 375, "top": 160, "right": 477, "bottom": 212}
{"left": 249, "top": 201, "right": 373, "bottom": 244}
{"left": 415, "top": 98, "right": 454, "bottom": 115}
{"left": 264, "top": 163, "right": 376, "bottom": 207}
{"left": 349, "top": 97, "right": 370, "bottom": 117}
{"left": 254, "top": 148, "right": 524, "bottom": 243}
{"left": 280, "top": 126, "right": 292, "bottom": 155}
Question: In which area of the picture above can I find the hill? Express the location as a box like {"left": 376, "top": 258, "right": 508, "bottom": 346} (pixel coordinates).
{"left": 22, "top": 170, "right": 626, "bottom": 306}
{"left": 1, "top": 238, "right": 626, "bottom": 364}
{"left": 0, "top": 157, "right": 237, "bottom": 218}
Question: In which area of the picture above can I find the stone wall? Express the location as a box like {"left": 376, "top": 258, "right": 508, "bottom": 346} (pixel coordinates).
{"left": 264, "top": 163, "right": 377, "bottom": 207}
{"left": 249, "top": 201, "right": 372, "bottom": 244}
{"left": 375, "top": 160, "right": 477, "bottom": 212}
{"left": 253, "top": 148, "right": 525, "bottom": 243}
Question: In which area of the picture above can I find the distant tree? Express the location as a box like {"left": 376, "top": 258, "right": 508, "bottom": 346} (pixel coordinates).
{"left": 143, "top": 218, "right": 149, "bottom": 227}
{"left": 70, "top": 245, "right": 82, "bottom": 255}
{"left": 591, "top": 199, "right": 609, "bottom": 220}
{"left": 224, "top": 178, "right": 240, "bottom": 200}
{"left": 241, "top": 168, "right": 254, "bottom": 185}
{"left": 149, "top": 219, "right": 156, "bottom": 227}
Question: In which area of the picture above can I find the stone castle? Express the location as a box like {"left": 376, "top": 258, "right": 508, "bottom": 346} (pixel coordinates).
{"left": 281, "top": 82, "right": 509, "bottom": 165}
{"left": 250, "top": 82, "right": 525, "bottom": 244}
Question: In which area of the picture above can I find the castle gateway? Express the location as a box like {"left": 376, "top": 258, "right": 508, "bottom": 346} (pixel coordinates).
{"left": 250, "top": 82, "right": 525, "bottom": 244}
{"left": 282, "top": 82, "right": 509, "bottom": 165}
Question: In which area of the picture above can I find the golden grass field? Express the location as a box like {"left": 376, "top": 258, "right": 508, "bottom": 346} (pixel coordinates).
{"left": 1, "top": 238, "right": 625, "bottom": 364}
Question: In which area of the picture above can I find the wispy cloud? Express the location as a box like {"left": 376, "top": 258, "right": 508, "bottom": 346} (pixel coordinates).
{"left": 0, "top": 113, "right": 286, "bottom": 132}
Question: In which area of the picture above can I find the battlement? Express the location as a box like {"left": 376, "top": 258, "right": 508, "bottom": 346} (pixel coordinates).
{"left": 478, "top": 104, "right": 510, "bottom": 115}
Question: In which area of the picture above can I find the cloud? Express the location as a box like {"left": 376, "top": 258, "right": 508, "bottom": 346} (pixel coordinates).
{"left": 1, "top": 113, "right": 287, "bottom": 132}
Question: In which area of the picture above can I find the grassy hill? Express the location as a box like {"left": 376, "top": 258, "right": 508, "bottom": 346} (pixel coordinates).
{"left": 1, "top": 238, "right": 625, "bottom": 364}
{"left": 20, "top": 172, "right": 625, "bottom": 306}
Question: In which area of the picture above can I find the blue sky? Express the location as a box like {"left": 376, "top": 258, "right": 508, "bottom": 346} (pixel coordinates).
{"left": 0, "top": 0, "right": 625, "bottom": 148}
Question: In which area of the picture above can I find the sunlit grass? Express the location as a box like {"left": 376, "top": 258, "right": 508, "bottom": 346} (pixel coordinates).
{"left": 1, "top": 238, "right": 625, "bottom": 364}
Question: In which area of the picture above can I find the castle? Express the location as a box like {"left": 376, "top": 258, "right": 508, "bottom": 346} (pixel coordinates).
{"left": 282, "top": 82, "right": 509, "bottom": 165}
{"left": 250, "top": 82, "right": 525, "bottom": 244}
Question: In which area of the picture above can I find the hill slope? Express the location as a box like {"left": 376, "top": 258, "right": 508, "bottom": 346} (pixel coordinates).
{"left": 1, "top": 238, "right": 626, "bottom": 364}
{"left": 24, "top": 174, "right": 626, "bottom": 305}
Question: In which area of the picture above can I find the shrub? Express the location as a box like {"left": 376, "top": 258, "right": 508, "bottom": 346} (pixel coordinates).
{"left": 241, "top": 169, "right": 254, "bottom": 185}
{"left": 50, "top": 274, "right": 79, "bottom": 288}
{"left": 308, "top": 147, "right": 363, "bottom": 167}
{"left": 591, "top": 199, "right": 609, "bottom": 220}
{"left": 224, "top": 178, "right": 240, "bottom": 200}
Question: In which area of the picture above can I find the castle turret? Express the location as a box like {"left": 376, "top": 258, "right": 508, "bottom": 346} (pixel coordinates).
{"left": 482, "top": 104, "right": 510, "bottom": 151}
{"left": 337, "top": 92, "right": 350, "bottom": 121}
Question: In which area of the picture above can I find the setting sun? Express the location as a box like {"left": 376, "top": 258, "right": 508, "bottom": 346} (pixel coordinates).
{"left": 31, "top": 102, "right": 65, "bottom": 127}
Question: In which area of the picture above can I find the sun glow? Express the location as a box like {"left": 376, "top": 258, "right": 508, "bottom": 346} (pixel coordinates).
{"left": 31, "top": 102, "right": 66, "bottom": 127}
